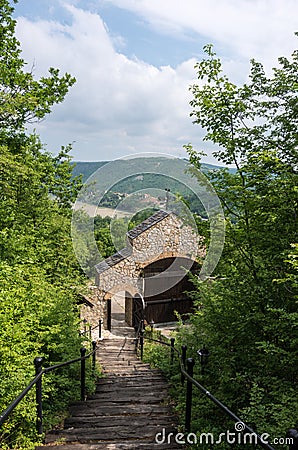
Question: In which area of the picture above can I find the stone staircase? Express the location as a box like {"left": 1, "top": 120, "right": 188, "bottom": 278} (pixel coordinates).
{"left": 36, "top": 312, "right": 183, "bottom": 449}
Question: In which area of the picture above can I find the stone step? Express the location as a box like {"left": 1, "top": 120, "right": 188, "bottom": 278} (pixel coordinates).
{"left": 36, "top": 440, "right": 182, "bottom": 449}
{"left": 95, "top": 381, "right": 168, "bottom": 392}
{"left": 72, "top": 397, "right": 169, "bottom": 406}
{"left": 99, "top": 360, "right": 151, "bottom": 367}
{"left": 97, "top": 354, "right": 139, "bottom": 360}
{"left": 45, "top": 424, "right": 178, "bottom": 443}
{"left": 89, "top": 393, "right": 170, "bottom": 403}
{"left": 64, "top": 414, "right": 177, "bottom": 428}
{"left": 101, "top": 369, "right": 161, "bottom": 374}
{"left": 99, "top": 365, "right": 159, "bottom": 372}
{"left": 99, "top": 366, "right": 152, "bottom": 372}
{"left": 97, "top": 346, "right": 136, "bottom": 351}
{"left": 69, "top": 404, "right": 171, "bottom": 417}
{"left": 99, "top": 369, "right": 159, "bottom": 375}
{"left": 96, "top": 375, "right": 166, "bottom": 385}
{"left": 89, "top": 389, "right": 168, "bottom": 400}
{"left": 97, "top": 339, "right": 135, "bottom": 345}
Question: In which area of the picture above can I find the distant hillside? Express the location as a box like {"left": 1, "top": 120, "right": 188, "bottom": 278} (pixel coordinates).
{"left": 71, "top": 157, "right": 230, "bottom": 216}
{"left": 72, "top": 161, "right": 108, "bottom": 181}
{"left": 72, "top": 158, "right": 226, "bottom": 183}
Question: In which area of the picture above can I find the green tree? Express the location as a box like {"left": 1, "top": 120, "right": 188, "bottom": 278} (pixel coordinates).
{"left": 0, "top": 2, "right": 88, "bottom": 448}
{"left": 0, "top": 0, "right": 75, "bottom": 137}
{"left": 177, "top": 41, "right": 298, "bottom": 446}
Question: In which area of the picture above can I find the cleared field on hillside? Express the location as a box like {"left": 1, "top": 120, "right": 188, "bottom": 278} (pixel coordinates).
{"left": 73, "top": 201, "right": 131, "bottom": 218}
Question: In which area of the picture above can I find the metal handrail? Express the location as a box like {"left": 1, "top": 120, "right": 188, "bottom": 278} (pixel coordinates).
{"left": 137, "top": 329, "right": 278, "bottom": 450}
{"left": 0, "top": 342, "right": 97, "bottom": 437}
{"left": 0, "top": 372, "right": 43, "bottom": 426}
{"left": 43, "top": 347, "right": 94, "bottom": 373}
{"left": 80, "top": 319, "right": 103, "bottom": 339}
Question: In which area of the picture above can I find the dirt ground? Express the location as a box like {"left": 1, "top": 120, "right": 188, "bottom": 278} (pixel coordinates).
{"left": 73, "top": 201, "right": 130, "bottom": 218}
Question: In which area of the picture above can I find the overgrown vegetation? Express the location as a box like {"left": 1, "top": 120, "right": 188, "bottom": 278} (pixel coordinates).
{"left": 0, "top": 1, "right": 97, "bottom": 448}
{"left": 144, "top": 40, "right": 298, "bottom": 449}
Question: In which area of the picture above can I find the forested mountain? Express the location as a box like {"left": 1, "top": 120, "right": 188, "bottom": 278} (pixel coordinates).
{"left": 72, "top": 157, "right": 230, "bottom": 216}
{"left": 71, "top": 158, "right": 226, "bottom": 183}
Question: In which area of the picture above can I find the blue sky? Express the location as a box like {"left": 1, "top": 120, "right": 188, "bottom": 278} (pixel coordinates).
{"left": 13, "top": 0, "right": 298, "bottom": 164}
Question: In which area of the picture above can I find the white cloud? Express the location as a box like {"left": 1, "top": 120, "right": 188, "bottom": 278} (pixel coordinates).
{"left": 101, "top": 0, "right": 297, "bottom": 68}
{"left": 15, "top": 1, "right": 297, "bottom": 164}
{"left": 16, "top": 5, "right": 210, "bottom": 162}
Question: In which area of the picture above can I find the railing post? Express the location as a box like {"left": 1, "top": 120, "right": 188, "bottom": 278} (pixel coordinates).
{"left": 185, "top": 357, "right": 195, "bottom": 432}
{"left": 89, "top": 324, "right": 92, "bottom": 341}
{"left": 107, "top": 299, "right": 112, "bottom": 331}
{"left": 80, "top": 347, "right": 86, "bottom": 401}
{"left": 92, "top": 341, "right": 96, "bottom": 375}
{"left": 98, "top": 319, "right": 102, "bottom": 339}
{"left": 140, "top": 327, "right": 144, "bottom": 360}
{"left": 181, "top": 345, "right": 187, "bottom": 385}
{"left": 34, "top": 357, "right": 43, "bottom": 436}
{"left": 170, "top": 338, "right": 175, "bottom": 365}
{"left": 287, "top": 429, "right": 298, "bottom": 449}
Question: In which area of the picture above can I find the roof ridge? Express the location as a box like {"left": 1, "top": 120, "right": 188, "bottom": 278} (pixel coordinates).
{"left": 127, "top": 209, "right": 170, "bottom": 240}
{"left": 95, "top": 210, "right": 171, "bottom": 275}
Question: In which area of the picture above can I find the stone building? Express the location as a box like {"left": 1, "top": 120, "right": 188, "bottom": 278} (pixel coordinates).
{"left": 80, "top": 210, "right": 205, "bottom": 333}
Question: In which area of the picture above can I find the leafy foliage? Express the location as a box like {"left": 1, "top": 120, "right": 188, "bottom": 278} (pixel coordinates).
{"left": 144, "top": 41, "right": 298, "bottom": 449}
{"left": 0, "top": 0, "right": 75, "bottom": 136}
{"left": 0, "top": 2, "right": 92, "bottom": 448}
{"left": 182, "top": 41, "right": 298, "bottom": 446}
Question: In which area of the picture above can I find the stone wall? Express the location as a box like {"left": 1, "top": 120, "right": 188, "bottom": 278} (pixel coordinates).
{"left": 79, "top": 286, "right": 107, "bottom": 338}
{"left": 97, "top": 213, "right": 204, "bottom": 297}
{"left": 129, "top": 213, "right": 201, "bottom": 263}
{"left": 81, "top": 211, "right": 205, "bottom": 333}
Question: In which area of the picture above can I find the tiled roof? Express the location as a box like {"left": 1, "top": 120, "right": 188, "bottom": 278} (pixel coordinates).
{"left": 95, "top": 210, "right": 170, "bottom": 275}
{"left": 77, "top": 294, "right": 94, "bottom": 308}
{"left": 127, "top": 210, "right": 170, "bottom": 240}
{"left": 95, "top": 246, "right": 132, "bottom": 274}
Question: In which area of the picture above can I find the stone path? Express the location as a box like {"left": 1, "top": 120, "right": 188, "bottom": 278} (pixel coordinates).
{"left": 36, "top": 304, "right": 183, "bottom": 449}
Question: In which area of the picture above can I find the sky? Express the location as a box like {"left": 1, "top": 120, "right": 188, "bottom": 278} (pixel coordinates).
{"left": 13, "top": 0, "right": 298, "bottom": 164}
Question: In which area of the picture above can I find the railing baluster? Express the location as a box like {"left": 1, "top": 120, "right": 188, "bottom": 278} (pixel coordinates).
{"left": 185, "top": 357, "right": 195, "bottom": 432}
{"left": 170, "top": 338, "right": 175, "bottom": 365}
{"left": 34, "top": 357, "right": 43, "bottom": 436}
{"left": 92, "top": 341, "right": 96, "bottom": 375}
{"left": 99, "top": 319, "right": 102, "bottom": 339}
{"left": 140, "top": 328, "right": 144, "bottom": 360}
{"left": 107, "top": 299, "right": 112, "bottom": 331}
{"left": 181, "top": 345, "right": 187, "bottom": 385}
{"left": 80, "top": 347, "right": 86, "bottom": 401}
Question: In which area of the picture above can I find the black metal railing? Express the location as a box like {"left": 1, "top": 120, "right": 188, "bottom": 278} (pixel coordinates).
{"left": 0, "top": 341, "right": 97, "bottom": 437}
{"left": 135, "top": 322, "right": 298, "bottom": 450}
{"left": 80, "top": 319, "right": 103, "bottom": 340}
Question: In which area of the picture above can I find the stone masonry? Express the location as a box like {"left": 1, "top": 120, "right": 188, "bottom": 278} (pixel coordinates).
{"left": 80, "top": 210, "right": 205, "bottom": 333}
